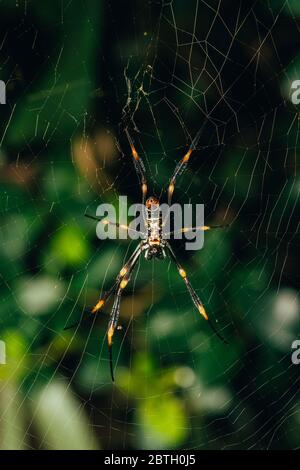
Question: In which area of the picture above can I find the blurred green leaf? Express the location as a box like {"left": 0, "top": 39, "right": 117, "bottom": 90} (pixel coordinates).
{"left": 50, "top": 223, "right": 90, "bottom": 267}
{"left": 137, "top": 395, "right": 188, "bottom": 449}
{"left": 0, "top": 330, "right": 28, "bottom": 383}
{"left": 30, "top": 380, "right": 99, "bottom": 450}
{"left": 0, "top": 383, "right": 27, "bottom": 450}
{"left": 5, "top": 1, "right": 102, "bottom": 146}
{"left": 16, "top": 276, "right": 64, "bottom": 316}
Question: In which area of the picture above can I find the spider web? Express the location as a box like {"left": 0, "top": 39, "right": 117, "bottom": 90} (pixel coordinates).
{"left": 0, "top": 0, "right": 299, "bottom": 450}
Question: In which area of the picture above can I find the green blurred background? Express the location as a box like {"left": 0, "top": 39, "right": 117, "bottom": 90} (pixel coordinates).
{"left": 0, "top": 0, "right": 299, "bottom": 450}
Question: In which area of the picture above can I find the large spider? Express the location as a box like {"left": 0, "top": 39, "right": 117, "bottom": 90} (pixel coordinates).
{"left": 66, "top": 128, "right": 228, "bottom": 381}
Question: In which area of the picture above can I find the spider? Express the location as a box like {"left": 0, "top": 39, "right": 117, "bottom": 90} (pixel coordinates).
{"left": 66, "top": 128, "right": 228, "bottom": 381}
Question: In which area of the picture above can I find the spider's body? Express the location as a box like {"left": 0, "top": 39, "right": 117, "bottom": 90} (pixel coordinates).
{"left": 70, "top": 128, "right": 228, "bottom": 381}
{"left": 144, "top": 196, "right": 166, "bottom": 260}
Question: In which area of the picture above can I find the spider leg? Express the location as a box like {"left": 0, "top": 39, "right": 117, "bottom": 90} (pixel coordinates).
{"left": 63, "top": 243, "right": 142, "bottom": 330}
{"left": 84, "top": 213, "right": 145, "bottom": 238}
{"left": 107, "top": 244, "right": 143, "bottom": 381}
{"left": 125, "top": 128, "right": 148, "bottom": 203}
{"left": 167, "top": 127, "right": 204, "bottom": 205}
{"left": 93, "top": 242, "right": 142, "bottom": 312}
{"left": 164, "top": 223, "right": 229, "bottom": 238}
{"left": 166, "top": 242, "right": 228, "bottom": 344}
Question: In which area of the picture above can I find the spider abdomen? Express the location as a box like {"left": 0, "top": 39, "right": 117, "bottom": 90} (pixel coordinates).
{"left": 144, "top": 196, "right": 166, "bottom": 260}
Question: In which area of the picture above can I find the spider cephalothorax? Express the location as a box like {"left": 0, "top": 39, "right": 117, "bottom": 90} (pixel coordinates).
{"left": 145, "top": 196, "right": 159, "bottom": 208}
{"left": 66, "top": 128, "right": 228, "bottom": 381}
